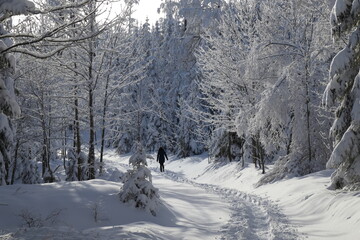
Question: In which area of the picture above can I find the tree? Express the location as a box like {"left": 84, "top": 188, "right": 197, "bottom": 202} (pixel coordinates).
{"left": 323, "top": 0, "right": 360, "bottom": 190}
{"left": 119, "top": 142, "right": 160, "bottom": 216}
{"left": 16, "top": 57, "right": 59, "bottom": 182}
{"left": 196, "top": 0, "right": 257, "bottom": 163}
{"left": 1, "top": 0, "right": 112, "bottom": 184}
{"left": 108, "top": 21, "right": 151, "bottom": 154}
{"left": 152, "top": 0, "right": 222, "bottom": 157}
{"left": 0, "top": 0, "right": 34, "bottom": 185}
{"left": 29, "top": 0, "right": 131, "bottom": 181}
{"left": 244, "top": 0, "right": 333, "bottom": 182}
{"left": 97, "top": 24, "right": 125, "bottom": 174}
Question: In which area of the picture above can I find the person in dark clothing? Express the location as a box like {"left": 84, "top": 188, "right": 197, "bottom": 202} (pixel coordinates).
{"left": 157, "top": 147, "right": 168, "bottom": 172}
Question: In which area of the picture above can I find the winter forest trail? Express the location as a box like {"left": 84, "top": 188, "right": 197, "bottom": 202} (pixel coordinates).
{"left": 0, "top": 152, "right": 300, "bottom": 240}
{"left": 104, "top": 155, "right": 232, "bottom": 239}
{"left": 153, "top": 169, "right": 299, "bottom": 240}
{"left": 107, "top": 152, "right": 300, "bottom": 240}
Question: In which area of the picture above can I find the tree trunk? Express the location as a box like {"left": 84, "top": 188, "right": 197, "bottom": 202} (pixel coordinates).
{"left": 74, "top": 89, "right": 82, "bottom": 180}
{"left": 88, "top": 87, "right": 96, "bottom": 179}
{"left": 99, "top": 32, "right": 118, "bottom": 174}
{"left": 62, "top": 118, "right": 67, "bottom": 171}
{"left": 0, "top": 138, "right": 10, "bottom": 185}
{"left": 286, "top": 111, "right": 294, "bottom": 155}
{"left": 252, "top": 136, "right": 258, "bottom": 168}
{"left": 259, "top": 143, "right": 265, "bottom": 174}
{"left": 241, "top": 143, "right": 245, "bottom": 168}
{"left": 87, "top": 0, "right": 96, "bottom": 180}
{"left": 11, "top": 139, "right": 20, "bottom": 184}
{"left": 304, "top": 16, "right": 315, "bottom": 166}
{"left": 305, "top": 73, "right": 312, "bottom": 164}
{"left": 99, "top": 74, "right": 110, "bottom": 175}
{"left": 47, "top": 104, "right": 52, "bottom": 167}
{"left": 40, "top": 97, "right": 50, "bottom": 178}
{"left": 227, "top": 131, "right": 232, "bottom": 162}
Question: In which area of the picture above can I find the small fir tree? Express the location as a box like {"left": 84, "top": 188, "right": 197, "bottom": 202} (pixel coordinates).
{"left": 119, "top": 143, "right": 160, "bottom": 216}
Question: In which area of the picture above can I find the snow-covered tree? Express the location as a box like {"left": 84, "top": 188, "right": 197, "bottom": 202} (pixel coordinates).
{"left": 119, "top": 143, "right": 160, "bottom": 216}
{"left": 20, "top": 157, "right": 41, "bottom": 184}
{"left": 323, "top": 0, "right": 360, "bottom": 190}
{"left": 196, "top": 0, "right": 257, "bottom": 163}
{"left": 65, "top": 148, "right": 79, "bottom": 182}
{"left": 244, "top": 0, "right": 333, "bottom": 182}
{"left": 109, "top": 22, "right": 151, "bottom": 154}
{"left": 150, "top": 0, "right": 222, "bottom": 157}
{"left": 195, "top": 0, "right": 333, "bottom": 180}
{"left": 96, "top": 22, "right": 134, "bottom": 174}
{"left": 0, "top": 0, "right": 125, "bottom": 184}
{"left": 16, "top": 57, "right": 60, "bottom": 182}
{"left": 0, "top": 0, "right": 34, "bottom": 185}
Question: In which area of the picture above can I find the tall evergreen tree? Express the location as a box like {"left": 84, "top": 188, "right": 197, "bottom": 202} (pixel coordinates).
{"left": 323, "top": 0, "right": 360, "bottom": 190}
{"left": 0, "top": 0, "right": 34, "bottom": 185}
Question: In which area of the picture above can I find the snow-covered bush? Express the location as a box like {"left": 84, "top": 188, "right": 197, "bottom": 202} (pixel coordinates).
{"left": 209, "top": 128, "right": 244, "bottom": 163}
{"left": 43, "top": 167, "right": 56, "bottom": 183}
{"left": 257, "top": 152, "right": 310, "bottom": 186}
{"left": 65, "top": 148, "right": 82, "bottom": 182}
{"left": 21, "top": 158, "right": 41, "bottom": 184}
{"left": 119, "top": 144, "right": 160, "bottom": 216}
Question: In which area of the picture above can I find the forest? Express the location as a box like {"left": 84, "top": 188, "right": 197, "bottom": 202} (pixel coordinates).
{"left": 1, "top": 0, "right": 360, "bottom": 192}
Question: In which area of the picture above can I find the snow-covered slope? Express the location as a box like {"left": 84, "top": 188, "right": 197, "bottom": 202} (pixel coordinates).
{"left": 163, "top": 154, "right": 360, "bottom": 240}
{"left": 1, "top": 150, "right": 359, "bottom": 239}
{"left": 0, "top": 152, "right": 230, "bottom": 239}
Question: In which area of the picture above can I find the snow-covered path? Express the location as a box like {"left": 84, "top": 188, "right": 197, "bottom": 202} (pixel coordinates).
{"left": 151, "top": 173, "right": 230, "bottom": 239}
{"left": 0, "top": 151, "right": 300, "bottom": 240}
{"left": 102, "top": 155, "right": 232, "bottom": 239}
{"left": 155, "top": 169, "right": 299, "bottom": 240}
{"left": 107, "top": 152, "right": 300, "bottom": 240}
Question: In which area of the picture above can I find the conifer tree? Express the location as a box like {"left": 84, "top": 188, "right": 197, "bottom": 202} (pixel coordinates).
{"left": 0, "top": 0, "right": 33, "bottom": 185}
{"left": 119, "top": 142, "right": 160, "bottom": 216}
{"left": 323, "top": 0, "right": 360, "bottom": 190}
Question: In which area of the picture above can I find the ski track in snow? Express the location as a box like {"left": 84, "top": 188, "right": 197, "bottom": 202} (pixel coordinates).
{"left": 152, "top": 168, "right": 300, "bottom": 240}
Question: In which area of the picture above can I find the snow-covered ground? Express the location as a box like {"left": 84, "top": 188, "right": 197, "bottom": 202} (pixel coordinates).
{"left": 163, "top": 154, "right": 360, "bottom": 240}
{"left": 0, "top": 150, "right": 359, "bottom": 239}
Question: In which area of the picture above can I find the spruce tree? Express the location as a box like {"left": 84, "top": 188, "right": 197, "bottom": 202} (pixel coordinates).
{"left": 119, "top": 142, "right": 160, "bottom": 216}
{"left": 323, "top": 0, "right": 360, "bottom": 190}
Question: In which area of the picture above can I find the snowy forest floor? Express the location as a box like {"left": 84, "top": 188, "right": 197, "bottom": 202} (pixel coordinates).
{"left": 1, "top": 150, "right": 360, "bottom": 240}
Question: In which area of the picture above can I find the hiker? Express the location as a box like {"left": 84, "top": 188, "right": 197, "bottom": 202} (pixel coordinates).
{"left": 157, "top": 147, "right": 168, "bottom": 172}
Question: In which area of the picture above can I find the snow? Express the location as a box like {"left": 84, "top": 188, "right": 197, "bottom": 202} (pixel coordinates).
{"left": 1, "top": 150, "right": 360, "bottom": 239}
{"left": 324, "top": 46, "right": 354, "bottom": 107}
{"left": 0, "top": 40, "right": 21, "bottom": 119}
{"left": 0, "top": 152, "right": 230, "bottom": 239}
{"left": 352, "top": 0, "right": 360, "bottom": 17}
{"left": 164, "top": 154, "right": 360, "bottom": 240}
{"left": 329, "top": 47, "right": 352, "bottom": 80}
{"left": 331, "top": 0, "right": 352, "bottom": 29}
{"left": 325, "top": 10, "right": 360, "bottom": 108}
{"left": 0, "top": 0, "right": 35, "bottom": 15}
{"left": 327, "top": 127, "right": 358, "bottom": 169}
{"left": 119, "top": 148, "right": 160, "bottom": 216}
{"left": 351, "top": 73, "right": 360, "bottom": 126}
